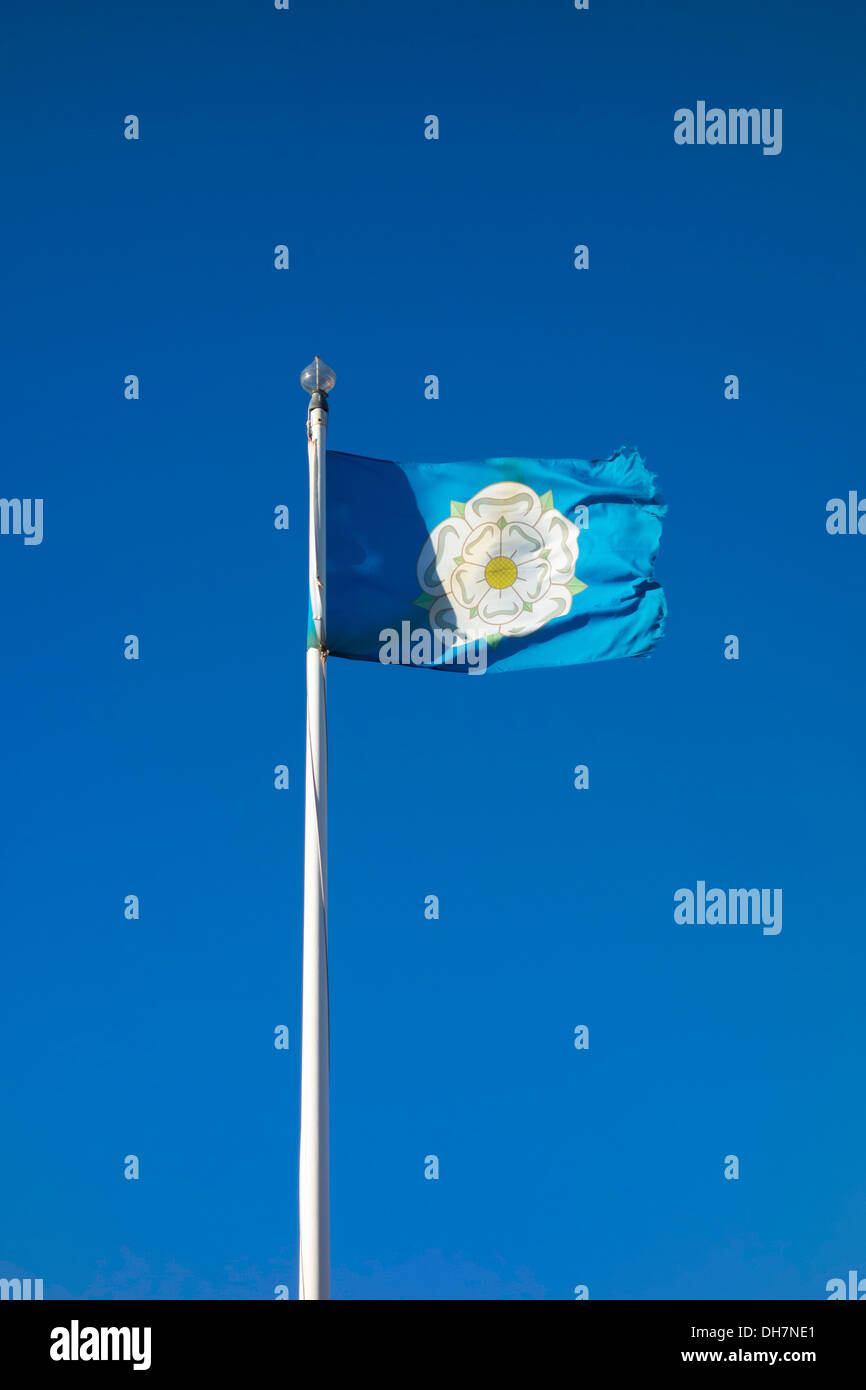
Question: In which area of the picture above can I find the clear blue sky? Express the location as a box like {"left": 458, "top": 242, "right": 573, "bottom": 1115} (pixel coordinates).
{"left": 2, "top": 0, "right": 865, "bottom": 1299}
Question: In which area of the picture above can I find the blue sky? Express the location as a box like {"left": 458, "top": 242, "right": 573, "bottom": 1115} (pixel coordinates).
{"left": 1, "top": 0, "right": 865, "bottom": 1299}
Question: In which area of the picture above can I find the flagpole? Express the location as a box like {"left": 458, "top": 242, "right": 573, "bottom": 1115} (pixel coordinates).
{"left": 298, "top": 357, "right": 335, "bottom": 1300}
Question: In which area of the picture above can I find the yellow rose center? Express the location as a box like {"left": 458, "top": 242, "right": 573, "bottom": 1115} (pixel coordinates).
{"left": 484, "top": 555, "right": 518, "bottom": 590}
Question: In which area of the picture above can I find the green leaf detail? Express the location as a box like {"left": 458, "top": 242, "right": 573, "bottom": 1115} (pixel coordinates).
{"left": 567, "top": 577, "right": 588, "bottom": 595}
{"left": 539, "top": 490, "right": 554, "bottom": 512}
{"left": 469, "top": 607, "right": 479, "bottom": 619}
{"left": 413, "top": 593, "right": 435, "bottom": 609}
{"left": 523, "top": 602, "right": 532, "bottom": 612}
{"left": 539, "top": 548, "right": 550, "bottom": 559}
{"left": 497, "top": 515, "right": 506, "bottom": 529}
{"left": 450, "top": 500, "right": 465, "bottom": 518}
{"left": 486, "top": 632, "right": 503, "bottom": 647}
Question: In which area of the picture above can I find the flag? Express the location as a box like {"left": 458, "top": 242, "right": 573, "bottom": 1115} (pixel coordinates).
{"left": 323, "top": 447, "right": 666, "bottom": 674}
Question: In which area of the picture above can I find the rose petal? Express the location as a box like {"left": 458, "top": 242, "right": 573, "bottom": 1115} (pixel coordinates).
{"left": 478, "top": 585, "right": 524, "bottom": 626}
{"left": 449, "top": 563, "right": 488, "bottom": 611}
{"left": 416, "top": 517, "right": 470, "bottom": 597}
{"left": 429, "top": 593, "right": 491, "bottom": 642}
{"left": 512, "top": 555, "right": 551, "bottom": 605}
{"left": 462, "top": 521, "right": 500, "bottom": 567}
{"left": 501, "top": 584, "right": 573, "bottom": 637}
{"left": 501, "top": 520, "right": 544, "bottom": 565}
{"left": 464, "top": 482, "right": 542, "bottom": 529}
{"left": 536, "top": 509, "right": 580, "bottom": 585}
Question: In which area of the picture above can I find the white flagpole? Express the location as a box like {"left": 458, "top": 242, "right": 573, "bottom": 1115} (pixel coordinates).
{"left": 298, "top": 357, "right": 335, "bottom": 1300}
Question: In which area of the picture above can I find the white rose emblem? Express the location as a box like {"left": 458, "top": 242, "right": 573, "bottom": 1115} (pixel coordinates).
{"left": 415, "top": 482, "right": 586, "bottom": 646}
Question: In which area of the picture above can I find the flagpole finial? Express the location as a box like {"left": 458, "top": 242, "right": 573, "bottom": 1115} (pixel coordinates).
{"left": 300, "top": 357, "right": 336, "bottom": 412}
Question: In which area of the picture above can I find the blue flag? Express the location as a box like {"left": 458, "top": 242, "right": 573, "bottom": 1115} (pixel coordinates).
{"left": 323, "top": 448, "right": 666, "bottom": 674}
